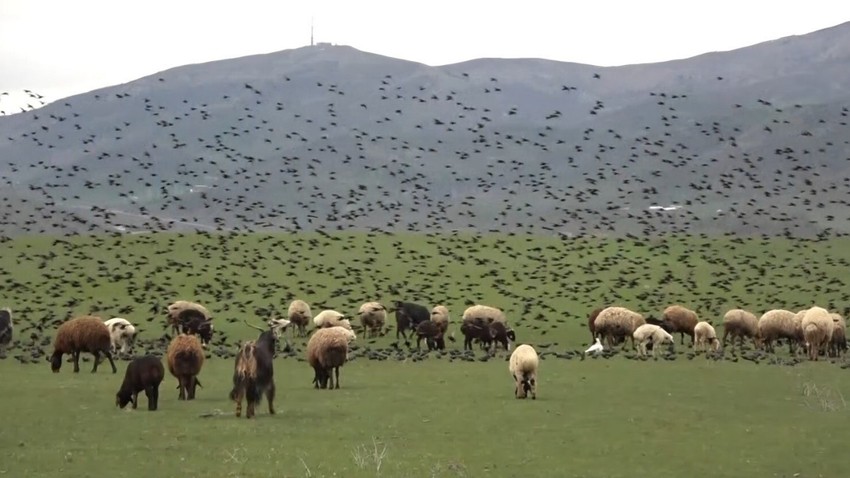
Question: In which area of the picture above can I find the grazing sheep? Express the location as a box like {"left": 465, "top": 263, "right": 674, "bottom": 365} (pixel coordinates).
{"left": 415, "top": 320, "right": 445, "bottom": 351}
{"left": 801, "top": 307, "right": 834, "bottom": 361}
{"left": 721, "top": 309, "right": 760, "bottom": 351}
{"left": 166, "top": 334, "right": 205, "bottom": 400}
{"left": 0, "top": 308, "right": 12, "bottom": 357}
{"left": 166, "top": 301, "right": 211, "bottom": 336}
{"left": 462, "top": 304, "right": 507, "bottom": 324}
{"left": 230, "top": 320, "right": 286, "bottom": 418}
{"left": 593, "top": 306, "right": 646, "bottom": 349}
{"left": 358, "top": 301, "right": 387, "bottom": 338}
{"left": 175, "top": 308, "right": 214, "bottom": 346}
{"left": 459, "top": 317, "right": 515, "bottom": 352}
{"left": 489, "top": 321, "right": 516, "bottom": 352}
{"left": 693, "top": 321, "right": 720, "bottom": 353}
{"left": 393, "top": 301, "right": 431, "bottom": 341}
{"left": 306, "top": 326, "right": 356, "bottom": 390}
{"left": 313, "top": 310, "right": 352, "bottom": 330}
{"left": 633, "top": 324, "right": 674, "bottom": 358}
{"left": 115, "top": 355, "right": 165, "bottom": 411}
{"left": 430, "top": 305, "right": 450, "bottom": 335}
{"left": 287, "top": 300, "right": 312, "bottom": 337}
{"left": 587, "top": 306, "right": 606, "bottom": 343}
{"left": 829, "top": 313, "right": 847, "bottom": 358}
{"left": 104, "top": 318, "right": 138, "bottom": 356}
{"left": 660, "top": 305, "right": 699, "bottom": 345}
{"left": 50, "top": 316, "right": 117, "bottom": 374}
{"left": 757, "top": 309, "right": 803, "bottom": 355}
{"left": 508, "top": 344, "right": 539, "bottom": 400}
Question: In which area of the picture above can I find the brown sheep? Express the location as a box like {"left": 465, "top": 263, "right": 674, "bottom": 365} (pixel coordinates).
{"left": 594, "top": 306, "right": 646, "bottom": 350}
{"left": 660, "top": 305, "right": 699, "bottom": 346}
{"left": 829, "top": 313, "right": 847, "bottom": 358}
{"left": 50, "top": 316, "right": 116, "bottom": 374}
{"left": 430, "top": 305, "right": 450, "bottom": 336}
{"left": 307, "top": 326, "right": 355, "bottom": 390}
{"left": 287, "top": 299, "right": 311, "bottom": 337}
{"left": 115, "top": 355, "right": 165, "bottom": 411}
{"left": 166, "top": 334, "right": 205, "bottom": 400}
{"left": 587, "top": 306, "right": 606, "bottom": 343}
{"left": 722, "top": 309, "right": 760, "bottom": 351}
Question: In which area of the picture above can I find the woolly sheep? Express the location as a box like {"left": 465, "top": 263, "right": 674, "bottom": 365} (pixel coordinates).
{"left": 801, "top": 306, "right": 834, "bottom": 361}
{"left": 307, "top": 326, "right": 356, "bottom": 390}
{"left": 593, "top": 306, "right": 646, "bottom": 349}
{"left": 587, "top": 306, "right": 606, "bottom": 343}
{"left": 166, "top": 300, "right": 211, "bottom": 335}
{"left": 829, "top": 313, "right": 847, "bottom": 358}
{"left": 104, "top": 317, "right": 138, "bottom": 356}
{"left": 430, "top": 305, "right": 450, "bottom": 335}
{"left": 0, "top": 308, "right": 12, "bottom": 357}
{"left": 721, "top": 309, "right": 760, "bottom": 351}
{"left": 313, "top": 310, "right": 352, "bottom": 330}
{"left": 115, "top": 355, "right": 165, "bottom": 411}
{"left": 287, "top": 299, "right": 312, "bottom": 337}
{"left": 462, "top": 304, "right": 506, "bottom": 324}
{"left": 50, "top": 316, "right": 117, "bottom": 374}
{"left": 508, "top": 344, "right": 539, "bottom": 400}
{"left": 415, "top": 320, "right": 445, "bottom": 351}
{"left": 693, "top": 321, "right": 720, "bottom": 353}
{"left": 633, "top": 324, "right": 674, "bottom": 358}
{"left": 757, "top": 309, "right": 802, "bottom": 355}
{"left": 660, "top": 305, "right": 699, "bottom": 345}
{"left": 166, "top": 334, "right": 205, "bottom": 400}
{"left": 358, "top": 301, "right": 387, "bottom": 338}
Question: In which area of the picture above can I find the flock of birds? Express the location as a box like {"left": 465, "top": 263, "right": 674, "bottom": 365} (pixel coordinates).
{"left": 0, "top": 38, "right": 849, "bottom": 370}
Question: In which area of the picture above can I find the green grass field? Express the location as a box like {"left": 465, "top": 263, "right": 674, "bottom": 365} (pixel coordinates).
{"left": 1, "top": 231, "right": 850, "bottom": 477}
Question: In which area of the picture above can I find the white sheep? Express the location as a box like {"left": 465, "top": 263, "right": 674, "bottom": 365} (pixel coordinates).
{"left": 721, "top": 309, "right": 759, "bottom": 351}
{"left": 313, "top": 310, "right": 352, "bottom": 330}
{"left": 104, "top": 318, "right": 138, "bottom": 355}
{"left": 633, "top": 324, "right": 674, "bottom": 358}
{"left": 693, "top": 321, "right": 720, "bottom": 353}
{"left": 430, "top": 305, "right": 450, "bottom": 335}
{"left": 801, "top": 306, "right": 834, "bottom": 361}
{"left": 462, "top": 304, "right": 506, "bottom": 324}
{"left": 287, "top": 300, "right": 312, "bottom": 337}
{"left": 508, "top": 344, "right": 539, "bottom": 400}
{"left": 357, "top": 301, "right": 387, "bottom": 338}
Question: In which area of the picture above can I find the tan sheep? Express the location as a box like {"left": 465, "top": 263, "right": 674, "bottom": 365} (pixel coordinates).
{"left": 721, "top": 309, "right": 759, "bottom": 351}
{"left": 50, "top": 316, "right": 116, "bottom": 374}
{"left": 693, "top": 321, "right": 720, "bottom": 353}
{"left": 757, "top": 309, "right": 802, "bottom": 355}
{"left": 633, "top": 324, "right": 674, "bottom": 358}
{"left": 461, "top": 304, "right": 506, "bottom": 324}
{"left": 166, "top": 334, "right": 205, "bottom": 400}
{"left": 358, "top": 301, "right": 387, "bottom": 338}
{"left": 313, "top": 310, "right": 352, "bottom": 330}
{"left": 430, "top": 305, "right": 450, "bottom": 335}
{"left": 287, "top": 299, "right": 312, "bottom": 337}
{"left": 508, "top": 344, "right": 539, "bottom": 400}
{"left": 306, "top": 326, "right": 356, "bottom": 390}
{"left": 801, "top": 306, "right": 834, "bottom": 361}
{"left": 829, "top": 313, "right": 846, "bottom": 358}
{"left": 660, "top": 305, "right": 699, "bottom": 345}
{"left": 594, "top": 306, "right": 646, "bottom": 349}
{"left": 587, "top": 306, "right": 607, "bottom": 343}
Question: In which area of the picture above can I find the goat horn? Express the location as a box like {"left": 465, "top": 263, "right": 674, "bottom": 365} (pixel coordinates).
{"left": 243, "top": 319, "right": 266, "bottom": 332}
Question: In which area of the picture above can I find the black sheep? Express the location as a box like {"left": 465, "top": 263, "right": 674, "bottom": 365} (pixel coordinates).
{"left": 177, "top": 309, "right": 214, "bottom": 346}
{"left": 415, "top": 320, "right": 445, "bottom": 351}
{"left": 116, "top": 355, "right": 165, "bottom": 411}
{"left": 0, "top": 308, "right": 11, "bottom": 357}
{"left": 393, "top": 301, "right": 430, "bottom": 342}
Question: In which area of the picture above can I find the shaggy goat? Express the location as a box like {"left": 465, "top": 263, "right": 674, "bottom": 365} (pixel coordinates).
{"left": 166, "top": 334, "right": 205, "bottom": 400}
{"left": 115, "top": 355, "right": 165, "bottom": 411}
{"left": 230, "top": 320, "right": 286, "bottom": 418}
{"left": 0, "top": 308, "right": 12, "bottom": 357}
{"left": 50, "top": 316, "right": 116, "bottom": 374}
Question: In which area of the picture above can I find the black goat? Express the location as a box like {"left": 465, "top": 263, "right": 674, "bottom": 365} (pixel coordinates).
{"left": 229, "top": 320, "right": 280, "bottom": 419}
{"left": 116, "top": 355, "right": 165, "bottom": 411}
{"left": 177, "top": 309, "right": 214, "bottom": 346}
{"left": 393, "top": 301, "right": 430, "bottom": 342}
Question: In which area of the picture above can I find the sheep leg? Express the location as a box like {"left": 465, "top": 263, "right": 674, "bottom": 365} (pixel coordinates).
{"left": 91, "top": 350, "right": 101, "bottom": 373}
{"left": 529, "top": 378, "right": 536, "bottom": 400}
{"left": 722, "top": 330, "right": 728, "bottom": 348}
{"left": 326, "top": 367, "right": 335, "bottom": 390}
{"left": 266, "top": 382, "right": 276, "bottom": 415}
{"left": 188, "top": 376, "right": 197, "bottom": 400}
{"left": 177, "top": 377, "right": 186, "bottom": 400}
{"left": 102, "top": 350, "right": 117, "bottom": 373}
{"left": 71, "top": 350, "right": 81, "bottom": 373}
{"left": 334, "top": 367, "right": 340, "bottom": 389}
{"left": 145, "top": 385, "right": 158, "bottom": 411}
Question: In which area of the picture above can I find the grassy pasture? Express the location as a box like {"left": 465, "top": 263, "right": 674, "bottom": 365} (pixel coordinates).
{"left": 1, "top": 232, "right": 850, "bottom": 477}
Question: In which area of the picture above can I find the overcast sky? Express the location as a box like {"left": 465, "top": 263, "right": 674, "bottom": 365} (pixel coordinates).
{"left": 1, "top": 0, "right": 849, "bottom": 108}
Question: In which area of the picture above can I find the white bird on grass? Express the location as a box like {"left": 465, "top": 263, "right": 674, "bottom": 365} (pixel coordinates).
{"left": 582, "top": 337, "right": 604, "bottom": 360}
